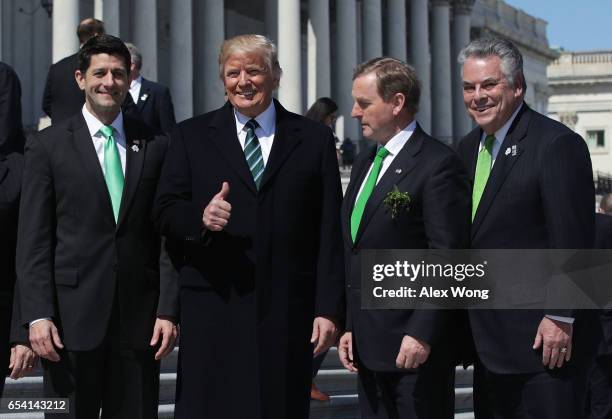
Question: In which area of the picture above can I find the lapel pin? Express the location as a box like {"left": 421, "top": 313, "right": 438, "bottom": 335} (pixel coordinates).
{"left": 511, "top": 145, "right": 517, "bottom": 156}
{"left": 140, "top": 93, "right": 148, "bottom": 102}
{"left": 395, "top": 169, "right": 402, "bottom": 174}
{"left": 505, "top": 147, "right": 511, "bottom": 156}
{"left": 131, "top": 144, "right": 139, "bottom": 153}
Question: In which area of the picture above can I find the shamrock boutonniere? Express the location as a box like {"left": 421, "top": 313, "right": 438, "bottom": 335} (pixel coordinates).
{"left": 383, "top": 185, "right": 411, "bottom": 220}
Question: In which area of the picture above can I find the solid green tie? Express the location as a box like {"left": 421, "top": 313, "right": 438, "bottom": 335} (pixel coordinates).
{"left": 471, "top": 134, "right": 495, "bottom": 221}
{"left": 99, "top": 125, "right": 124, "bottom": 222}
{"left": 244, "top": 119, "right": 264, "bottom": 189}
{"left": 350, "top": 146, "right": 390, "bottom": 242}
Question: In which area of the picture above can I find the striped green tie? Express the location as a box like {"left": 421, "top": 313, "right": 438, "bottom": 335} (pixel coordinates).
{"left": 244, "top": 119, "right": 264, "bottom": 189}
{"left": 471, "top": 134, "right": 495, "bottom": 221}
{"left": 350, "top": 146, "right": 390, "bottom": 242}
{"left": 99, "top": 125, "right": 124, "bottom": 222}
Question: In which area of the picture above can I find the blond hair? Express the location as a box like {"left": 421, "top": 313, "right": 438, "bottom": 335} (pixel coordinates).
{"left": 218, "top": 34, "right": 282, "bottom": 82}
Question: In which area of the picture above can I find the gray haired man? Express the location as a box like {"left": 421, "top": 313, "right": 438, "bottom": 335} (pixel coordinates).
{"left": 456, "top": 37, "right": 597, "bottom": 418}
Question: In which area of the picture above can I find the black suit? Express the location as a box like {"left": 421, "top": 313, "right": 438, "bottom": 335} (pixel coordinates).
{"left": 0, "top": 61, "right": 25, "bottom": 396}
{"left": 42, "top": 53, "right": 85, "bottom": 124}
{"left": 153, "top": 100, "right": 344, "bottom": 419}
{"left": 342, "top": 125, "right": 471, "bottom": 418}
{"left": 15, "top": 112, "right": 178, "bottom": 417}
{"left": 457, "top": 104, "right": 597, "bottom": 419}
{"left": 123, "top": 78, "right": 176, "bottom": 134}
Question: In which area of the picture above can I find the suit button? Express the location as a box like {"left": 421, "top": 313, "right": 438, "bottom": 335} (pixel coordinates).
{"left": 347, "top": 284, "right": 352, "bottom": 289}
{"left": 352, "top": 248, "right": 358, "bottom": 255}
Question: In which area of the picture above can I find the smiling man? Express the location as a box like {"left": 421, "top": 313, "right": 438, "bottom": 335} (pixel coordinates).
{"left": 338, "top": 57, "right": 470, "bottom": 418}
{"left": 15, "top": 34, "right": 178, "bottom": 418}
{"left": 153, "top": 34, "right": 344, "bottom": 419}
{"left": 457, "top": 37, "right": 597, "bottom": 418}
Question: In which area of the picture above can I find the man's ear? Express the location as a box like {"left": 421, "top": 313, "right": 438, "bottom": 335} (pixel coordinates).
{"left": 392, "top": 93, "right": 406, "bottom": 116}
{"left": 75, "top": 70, "right": 86, "bottom": 91}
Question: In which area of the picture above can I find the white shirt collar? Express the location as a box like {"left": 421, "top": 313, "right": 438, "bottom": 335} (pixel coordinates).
{"left": 234, "top": 100, "right": 276, "bottom": 137}
{"left": 380, "top": 119, "right": 417, "bottom": 156}
{"left": 481, "top": 102, "right": 523, "bottom": 145}
{"left": 130, "top": 75, "right": 143, "bottom": 90}
{"left": 82, "top": 104, "right": 126, "bottom": 142}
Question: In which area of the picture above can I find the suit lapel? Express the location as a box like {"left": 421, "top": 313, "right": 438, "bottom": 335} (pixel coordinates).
{"left": 116, "top": 116, "right": 147, "bottom": 228}
{"left": 353, "top": 126, "right": 425, "bottom": 246}
{"left": 471, "top": 105, "right": 530, "bottom": 238}
{"left": 69, "top": 115, "right": 115, "bottom": 226}
{"left": 258, "top": 100, "right": 301, "bottom": 191}
{"left": 209, "top": 102, "right": 258, "bottom": 195}
{"left": 342, "top": 146, "right": 376, "bottom": 246}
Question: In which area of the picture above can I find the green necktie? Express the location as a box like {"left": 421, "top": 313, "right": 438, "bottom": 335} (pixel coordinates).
{"left": 472, "top": 134, "right": 495, "bottom": 221}
{"left": 99, "top": 125, "right": 124, "bottom": 222}
{"left": 244, "top": 119, "right": 264, "bottom": 189}
{"left": 350, "top": 146, "right": 390, "bottom": 242}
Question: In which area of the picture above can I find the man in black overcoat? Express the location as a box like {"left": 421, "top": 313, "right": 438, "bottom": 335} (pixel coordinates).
{"left": 153, "top": 34, "right": 344, "bottom": 419}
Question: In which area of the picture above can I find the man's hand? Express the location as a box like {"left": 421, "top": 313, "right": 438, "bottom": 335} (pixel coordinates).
{"left": 533, "top": 317, "right": 572, "bottom": 369}
{"left": 29, "top": 319, "right": 63, "bottom": 362}
{"left": 395, "top": 335, "right": 430, "bottom": 369}
{"left": 338, "top": 332, "right": 357, "bottom": 372}
{"left": 8, "top": 344, "right": 38, "bottom": 379}
{"left": 150, "top": 317, "right": 178, "bottom": 360}
{"left": 311, "top": 316, "right": 338, "bottom": 357}
{"left": 202, "top": 182, "right": 231, "bottom": 231}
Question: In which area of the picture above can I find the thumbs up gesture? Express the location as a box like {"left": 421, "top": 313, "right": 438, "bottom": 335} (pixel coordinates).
{"left": 202, "top": 182, "right": 231, "bottom": 231}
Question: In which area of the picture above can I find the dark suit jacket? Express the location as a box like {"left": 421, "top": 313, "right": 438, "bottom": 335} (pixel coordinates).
{"left": 457, "top": 103, "right": 596, "bottom": 374}
{"left": 153, "top": 100, "right": 344, "bottom": 418}
{"left": 1, "top": 62, "right": 25, "bottom": 387}
{"left": 16, "top": 113, "right": 178, "bottom": 351}
{"left": 42, "top": 53, "right": 85, "bottom": 124}
{"left": 341, "top": 125, "right": 471, "bottom": 372}
{"left": 123, "top": 78, "right": 176, "bottom": 135}
{"left": 595, "top": 213, "right": 612, "bottom": 357}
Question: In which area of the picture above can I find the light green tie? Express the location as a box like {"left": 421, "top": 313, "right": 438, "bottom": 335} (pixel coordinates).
{"left": 99, "top": 125, "right": 124, "bottom": 222}
{"left": 350, "top": 146, "right": 390, "bottom": 242}
{"left": 472, "top": 134, "right": 495, "bottom": 221}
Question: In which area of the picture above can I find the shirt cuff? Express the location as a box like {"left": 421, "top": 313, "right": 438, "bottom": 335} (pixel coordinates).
{"left": 29, "top": 318, "right": 51, "bottom": 327}
{"left": 545, "top": 315, "right": 575, "bottom": 324}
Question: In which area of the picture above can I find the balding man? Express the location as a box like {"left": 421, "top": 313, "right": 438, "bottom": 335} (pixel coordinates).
{"left": 42, "top": 18, "right": 105, "bottom": 124}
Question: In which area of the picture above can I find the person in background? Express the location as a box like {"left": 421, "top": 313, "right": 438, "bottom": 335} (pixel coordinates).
{"left": 587, "top": 193, "right": 612, "bottom": 418}
{"left": 42, "top": 18, "right": 105, "bottom": 125}
{"left": 304, "top": 96, "right": 340, "bottom": 402}
{"left": 122, "top": 42, "right": 176, "bottom": 134}
{"left": 0, "top": 61, "right": 36, "bottom": 394}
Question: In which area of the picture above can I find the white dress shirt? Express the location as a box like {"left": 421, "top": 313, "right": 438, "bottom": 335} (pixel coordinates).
{"left": 233, "top": 101, "right": 276, "bottom": 166}
{"left": 355, "top": 120, "right": 417, "bottom": 200}
{"left": 129, "top": 75, "right": 143, "bottom": 104}
{"left": 30, "top": 107, "right": 127, "bottom": 327}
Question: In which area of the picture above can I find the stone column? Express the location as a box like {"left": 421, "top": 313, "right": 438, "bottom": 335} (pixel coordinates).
{"left": 169, "top": 0, "right": 193, "bottom": 121}
{"left": 410, "top": 0, "right": 431, "bottom": 133}
{"left": 277, "top": 0, "right": 302, "bottom": 113}
{"left": 334, "top": 0, "right": 359, "bottom": 143}
{"left": 94, "top": 0, "right": 103, "bottom": 20}
{"left": 194, "top": 0, "right": 225, "bottom": 114}
{"left": 431, "top": 0, "right": 453, "bottom": 144}
{"left": 362, "top": 0, "right": 382, "bottom": 60}
{"left": 451, "top": 0, "right": 474, "bottom": 141}
{"left": 52, "top": 0, "right": 79, "bottom": 63}
{"left": 103, "top": 0, "right": 121, "bottom": 37}
{"left": 132, "top": 0, "right": 158, "bottom": 80}
{"left": 307, "top": 0, "right": 331, "bottom": 107}
{"left": 386, "top": 0, "right": 406, "bottom": 61}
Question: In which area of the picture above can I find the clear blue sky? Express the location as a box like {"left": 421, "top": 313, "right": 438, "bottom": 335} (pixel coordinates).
{"left": 504, "top": 0, "right": 612, "bottom": 51}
